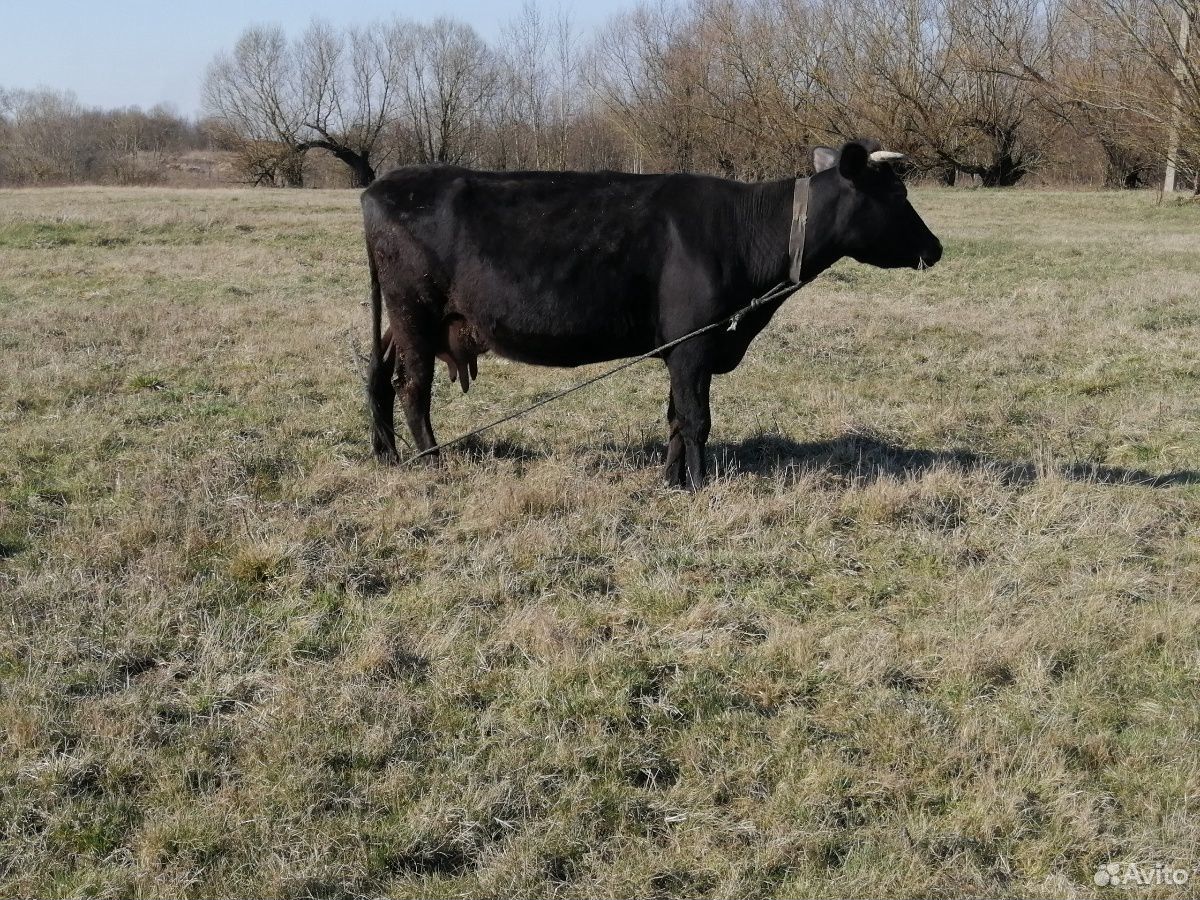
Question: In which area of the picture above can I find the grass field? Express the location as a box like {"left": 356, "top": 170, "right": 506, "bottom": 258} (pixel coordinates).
{"left": 1, "top": 184, "right": 1199, "bottom": 899}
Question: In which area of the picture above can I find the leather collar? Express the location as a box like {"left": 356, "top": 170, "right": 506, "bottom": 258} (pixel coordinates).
{"left": 788, "top": 177, "right": 810, "bottom": 284}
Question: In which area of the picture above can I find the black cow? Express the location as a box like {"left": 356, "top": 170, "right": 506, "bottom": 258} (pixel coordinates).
{"left": 362, "top": 139, "right": 942, "bottom": 489}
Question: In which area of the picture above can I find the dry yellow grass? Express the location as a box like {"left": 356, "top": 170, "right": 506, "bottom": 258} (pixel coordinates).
{"left": 1, "top": 185, "right": 1199, "bottom": 899}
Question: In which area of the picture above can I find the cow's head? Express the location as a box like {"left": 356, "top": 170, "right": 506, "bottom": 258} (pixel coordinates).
{"left": 812, "top": 140, "right": 942, "bottom": 270}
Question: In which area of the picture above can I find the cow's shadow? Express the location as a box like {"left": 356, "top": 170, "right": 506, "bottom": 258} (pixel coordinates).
{"left": 598, "top": 430, "right": 1200, "bottom": 488}
{"left": 456, "top": 434, "right": 549, "bottom": 462}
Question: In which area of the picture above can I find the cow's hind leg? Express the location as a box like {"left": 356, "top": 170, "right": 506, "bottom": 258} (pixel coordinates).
{"left": 391, "top": 317, "right": 440, "bottom": 461}
{"left": 368, "top": 327, "right": 399, "bottom": 462}
{"left": 665, "top": 347, "right": 713, "bottom": 491}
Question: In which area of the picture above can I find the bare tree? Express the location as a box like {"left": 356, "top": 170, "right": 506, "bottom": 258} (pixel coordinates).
{"left": 0, "top": 90, "right": 10, "bottom": 184}
{"left": 399, "top": 18, "right": 496, "bottom": 164}
{"left": 552, "top": 7, "right": 580, "bottom": 167}
{"left": 501, "top": 2, "right": 551, "bottom": 167}
{"left": 202, "top": 25, "right": 305, "bottom": 185}
{"left": 690, "top": 0, "right": 834, "bottom": 177}
{"left": 487, "top": 3, "right": 583, "bottom": 170}
{"left": 1068, "top": 0, "right": 1199, "bottom": 189}
{"left": 203, "top": 19, "right": 408, "bottom": 187}
{"left": 1049, "top": 3, "right": 1163, "bottom": 185}
{"left": 824, "top": 0, "right": 1060, "bottom": 186}
{"left": 0, "top": 88, "right": 102, "bottom": 183}
{"left": 592, "top": 1, "right": 709, "bottom": 172}
{"left": 292, "top": 20, "right": 407, "bottom": 186}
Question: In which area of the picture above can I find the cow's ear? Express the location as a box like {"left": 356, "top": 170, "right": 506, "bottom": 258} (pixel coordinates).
{"left": 812, "top": 146, "right": 838, "bottom": 173}
{"left": 838, "top": 142, "right": 869, "bottom": 179}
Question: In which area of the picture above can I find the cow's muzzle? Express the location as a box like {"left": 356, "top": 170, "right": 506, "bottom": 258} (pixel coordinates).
{"left": 917, "top": 240, "right": 943, "bottom": 270}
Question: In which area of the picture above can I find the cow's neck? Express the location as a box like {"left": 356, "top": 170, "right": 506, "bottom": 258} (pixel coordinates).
{"left": 796, "top": 172, "right": 847, "bottom": 280}
{"left": 739, "top": 173, "right": 843, "bottom": 290}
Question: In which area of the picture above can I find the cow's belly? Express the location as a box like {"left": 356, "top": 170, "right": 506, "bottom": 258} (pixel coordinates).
{"left": 488, "top": 328, "right": 652, "bottom": 368}
{"left": 453, "top": 279, "right": 657, "bottom": 368}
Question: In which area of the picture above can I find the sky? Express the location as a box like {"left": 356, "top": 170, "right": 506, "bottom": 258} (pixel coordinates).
{"left": 0, "top": 0, "right": 625, "bottom": 118}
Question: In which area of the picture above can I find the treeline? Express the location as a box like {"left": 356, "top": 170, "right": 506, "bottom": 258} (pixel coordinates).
{"left": 593, "top": 0, "right": 1198, "bottom": 188}
{"left": 4, "top": 0, "right": 1197, "bottom": 189}
{"left": 202, "top": 0, "right": 1199, "bottom": 189}
{"left": 0, "top": 88, "right": 212, "bottom": 186}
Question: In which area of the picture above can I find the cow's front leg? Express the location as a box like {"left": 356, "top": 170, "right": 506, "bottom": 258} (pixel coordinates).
{"left": 664, "top": 393, "right": 686, "bottom": 487}
{"left": 666, "top": 349, "right": 713, "bottom": 490}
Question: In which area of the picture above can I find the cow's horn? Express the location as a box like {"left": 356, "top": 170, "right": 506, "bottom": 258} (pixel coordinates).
{"left": 869, "top": 150, "right": 906, "bottom": 162}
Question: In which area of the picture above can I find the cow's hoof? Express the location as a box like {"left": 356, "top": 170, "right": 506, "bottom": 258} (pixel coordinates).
{"left": 374, "top": 448, "right": 400, "bottom": 465}
{"left": 372, "top": 438, "right": 399, "bottom": 464}
{"left": 663, "top": 463, "right": 686, "bottom": 489}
